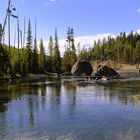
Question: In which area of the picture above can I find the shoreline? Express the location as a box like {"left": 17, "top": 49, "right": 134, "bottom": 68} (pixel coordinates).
{"left": 91, "top": 60, "right": 140, "bottom": 71}
{"left": 0, "top": 61, "right": 140, "bottom": 85}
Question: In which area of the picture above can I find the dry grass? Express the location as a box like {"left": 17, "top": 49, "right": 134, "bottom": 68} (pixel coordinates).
{"left": 91, "top": 60, "right": 139, "bottom": 71}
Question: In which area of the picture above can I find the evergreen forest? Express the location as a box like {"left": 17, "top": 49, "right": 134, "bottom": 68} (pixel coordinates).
{"left": 0, "top": 19, "right": 140, "bottom": 78}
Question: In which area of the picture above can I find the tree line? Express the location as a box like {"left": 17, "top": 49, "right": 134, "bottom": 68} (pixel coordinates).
{"left": 0, "top": 20, "right": 77, "bottom": 77}
{"left": 0, "top": 19, "right": 140, "bottom": 78}
{"left": 78, "top": 31, "right": 140, "bottom": 65}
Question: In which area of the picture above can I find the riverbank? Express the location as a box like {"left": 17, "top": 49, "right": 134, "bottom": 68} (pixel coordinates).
{"left": 0, "top": 60, "right": 140, "bottom": 85}
{"left": 91, "top": 60, "right": 140, "bottom": 71}
{"left": 0, "top": 73, "right": 48, "bottom": 85}
{"left": 0, "top": 72, "right": 63, "bottom": 86}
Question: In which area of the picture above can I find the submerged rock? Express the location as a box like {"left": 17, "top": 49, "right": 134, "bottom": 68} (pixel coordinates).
{"left": 71, "top": 60, "right": 93, "bottom": 76}
{"left": 95, "top": 65, "right": 120, "bottom": 78}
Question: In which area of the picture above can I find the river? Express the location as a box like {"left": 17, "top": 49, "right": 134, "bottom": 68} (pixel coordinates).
{"left": 0, "top": 77, "right": 140, "bottom": 140}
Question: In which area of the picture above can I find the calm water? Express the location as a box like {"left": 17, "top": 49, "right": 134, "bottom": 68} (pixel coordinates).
{"left": 0, "top": 77, "right": 140, "bottom": 140}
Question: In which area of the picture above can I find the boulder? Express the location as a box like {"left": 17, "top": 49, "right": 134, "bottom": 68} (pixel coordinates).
{"left": 71, "top": 61, "right": 93, "bottom": 76}
{"left": 95, "top": 65, "right": 120, "bottom": 78}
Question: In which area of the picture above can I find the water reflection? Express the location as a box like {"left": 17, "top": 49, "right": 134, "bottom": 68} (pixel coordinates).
{"left": 28, "top": 95, "right": 34, "bottom": 127}
{"left": 63, "top": 81, "right": 78, "bottom": 116}
{"left": 0, "top": 78, "right": 140, "bottom": 139}
{"left": 102, "top": 81, "right": 140, "bottom": 105}
{"left": 46, "top": 81, "right": 62, "bottom": 120}
{"left": 0, "top": 87, "right": 23, "bottom": 113}
{"left": 0, "top": 79, "right": 140, "bottom": 114}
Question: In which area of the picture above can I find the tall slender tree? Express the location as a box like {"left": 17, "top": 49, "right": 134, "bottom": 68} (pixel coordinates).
{"left": 48, "top": 35, "right": 54, "bottom": 57}
{"left": 66, "top": 27, "right": 75, "bottom": 51}
{"left": 0, "top": 23, "right": 2, "bottom": 45}
{"left": 62, "top": 27, "right": 77, "bottom": 74}
{"left": 70, "top": 28, "right": 75, "bottom": 51}
{"left": 46, "top": 35, "right": 54, "bottom": 72}
{"left": 26, "top": 19, "right": 32, "bottom": 52}
{"left": 26, "top": 19, "right": 33, "bottom": 72}
{"left": 32, "top": 38, "right": 39, "bottom": 73}
{"left": 32, "top": 18, "right": 39, "bottom": 73}
{"left": 62, "top": 48, "right": 77, "bottom": 74}
{"left": 53, "top": 28, "right": 61, "bottom": 73}
{"left": 39, "top": 38, "right": 46, "bottom": 72}
{"left": 66, "top": 27, "right": 71, "bottom": 49}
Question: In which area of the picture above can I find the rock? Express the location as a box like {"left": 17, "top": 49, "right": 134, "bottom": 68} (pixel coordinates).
{"left": 71, "top": 61, "right": 93, "bottom": 76}
{"left": 95, "top": 65, "right": 120, "bottom": 78}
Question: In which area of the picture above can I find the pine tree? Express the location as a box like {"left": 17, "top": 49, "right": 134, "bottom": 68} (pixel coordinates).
{"left": 26, "top": 19, "right": 33, "bottom": 72}
{"left": 48, "top": 35, "right": 54, "bottom": 57}
{"left": 26, "top": 19, "right": 32, "bottom": 52}
{"left": 77, "top": 42, "right": 81, "bottom": 59}
{"left": 70, "top": 28, "right": 76, "bottom": 51}
{"left": 0, "top": 23, "right": 2, "bottom": 45}
{"left": 66, "top": 27, "right": 71, "bottom": 49}
{"left": 32, "top": 38, "right": 39, "bottom": 73}
{"left": 62, "top": 48, "right": 77, "bottom": 74}
{"left": 32, "top": 18, "right": 39, "bottom": 73}
{"left": 66, "top": 27, "right": 75, "bottom": 51}
{"left": 62, "top": 28, "right": 77, "bottom": 74}
{"left": 47, "top": 35, "right": 54, "bottom": 72}
{"left": 53, "top": 28, "right": 61, "bottom": 74}
{"left": 39, "top": 38, "right": 46, "bottom": 72}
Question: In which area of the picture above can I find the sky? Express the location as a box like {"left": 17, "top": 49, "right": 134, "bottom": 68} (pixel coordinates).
{"left": 0, "top": 0, "right": 140, "bottom": 53}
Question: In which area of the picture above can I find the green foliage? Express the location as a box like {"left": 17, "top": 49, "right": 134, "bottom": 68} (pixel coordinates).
{"left": 84, "top": 31, "right": 140, "bottom": 64}
{"left": 66, "top": 27, "right": 76, "bottom": 51}
{"left": 0, "top": 45, "right": 10, "bottom": 73}
{"left": 62, "top": 48, "right": 77, "bottom": 73}
{"left": 61, "top": 27, "right": 77, "bottom": 74}
{"left": 53, "top": 29, "right": 61, "bottom": 73}
{"left": 78, "top": 47, "right": 91, "bottom": 61}
{"left": 39, "top": 38, "right": 46, "bottom": 72}
{"left": 48, "top": 35, "right": 54, "bottom": 57}
{"left": 2, "top": 22, "right": 140, "bottom": 77}
{"left": 10, "top": 47, "right": 28, "bottom": 75}
{"left": 32, "top": 39, "right": 39, "bottom": 73}
{"left": 26, "top": 19, "right": 33, "bottom": 73}
{"left": 70, "top": 28, "right": 75, "bottom": 51}
{"left": 134, "top": 41, "right": 140, "bottom": 64}
{"left": 53, "top": 47, "right": 61, "bottom": 73}
{"left": 26, "top": 19, "right": 32, "bottom": 52}
{"left": 46, "top": 56, "right": 53, "bottom": 72}
{"left": 47, "top": 36, "right": 54, "bottom": 72}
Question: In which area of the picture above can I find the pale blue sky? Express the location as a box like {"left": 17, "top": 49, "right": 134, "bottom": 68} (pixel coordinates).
{"left": 0, "top": 0, "right": 140, "bottom": 45}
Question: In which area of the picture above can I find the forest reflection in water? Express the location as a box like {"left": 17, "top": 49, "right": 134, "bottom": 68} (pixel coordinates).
{"left": 0, "top": 78, "right": 140, "bottom": 139}
{"left": 0, "top": 78, "right": 140, "bottom": 114}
